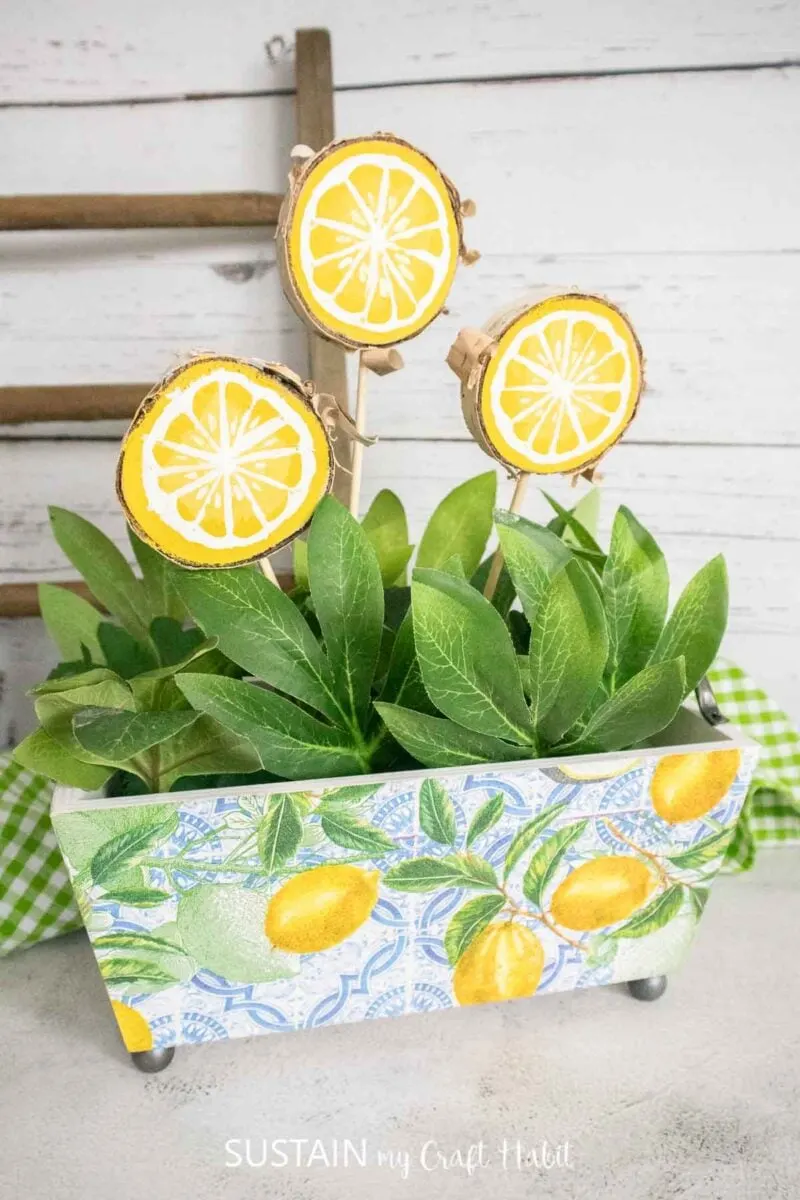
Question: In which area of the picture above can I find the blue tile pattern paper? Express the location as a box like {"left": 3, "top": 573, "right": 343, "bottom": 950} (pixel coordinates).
{"left": 52, "top": 734, "right": 758, "bottom": 1054}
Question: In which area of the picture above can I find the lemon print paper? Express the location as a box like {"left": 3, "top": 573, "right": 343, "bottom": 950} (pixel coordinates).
{"left": 279, "top": 135, "right": 468, "bottom": 348}
{"left": 461, "top": 294, "right": 643, "bottom": 476}
{"left": 118, "top": 356, "right": 333, "bottom": 567}
{"left": 52, "top": 732, "right": 756, "bottom": 1055}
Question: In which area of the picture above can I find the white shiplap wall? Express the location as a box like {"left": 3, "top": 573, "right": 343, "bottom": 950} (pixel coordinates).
{"left": 1, "top": 2, "right": 799, "bottom": 741}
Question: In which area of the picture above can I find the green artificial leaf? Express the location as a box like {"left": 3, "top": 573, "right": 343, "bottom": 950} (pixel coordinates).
{"left": 569, "top": 489, "right": 602, "bottom": 540}
{"left": 441, "top": 555, "right": 467, "bottom": 579}
{"left": 603, "top": 506, "right": 669, "bottom": 687}
{"left": 149, "top": 617, "right": 205, "bottom": 668}
{"left": 377, "top": 610, "right": 433, "bottom": 716}
{"left": 308, "top": 496, "right": 384, "bottom": 725}
{"left": 527, "top": 560, "right": 609, "bottom": 746}
{"left": 470, "top": 557, "right": 515, "bottom": 617}
{"left": 542, "top": 491, "right": 606, "bottom": 560}
{"left": 156, "top": 716, "right": 261, "bottom": 790}
{"left": 650, "top": 556, "right": 729, "bottom": 694}
{"left": 319, "top": 810, "right": 398, "bottom": 856}
{"left": 97, "top": 623, "right": 159, "bottom": 679}
{"left": 129, "top": 527, "right": 185, "bottom": 621}
{"left": 419, "top": 778, "right": 457, "bottom": 846}
{"left": 562, "top": 658, "right": 686, "bottom": 754}
{"left": 35, "top": 676, "right": 137, "bottom": 769}
{"left": 374, "top": 623, "right": 396, "bottom": 687}
{"left": 375, "top": 703, "right": 527, "bottom": 769}
{"left": 383, "top": 586, "right": 411, "bottom": 631}
{"left": 384, "top": 852, "right": 498, "bottom": 892}
{"left": 49, "top": 507, "right": 149, "bottom": 640}
{"left": 522, "top": 821, "right": 588, "bottom": 909}
{"left": 12, "top": 727, "right": 112, "bottom": 790}
{"left": 361, "top": 489, "right": 413, "bottom": 585}
{"left": 30, "top": 667, "right": 126, "bottom": 697}
{"left": 444, "top": 894, "right": 506, "bottom": 965}
{"left": 317, "top": 783, "right": 380, "bottom": 809}
{"left": 466, "top": 793, "right": 505, "bottom": 848}
{"left": 46, "top": 650, "right": 97, "bottom": 683}
{"left": 666, "top": 829, "right": 734, "bottom": 870}
{"left": 615, "top": 884, "right": 685, "bottom": 938}
{"left": 416, "top": 473, "right": 497, "bottom": 577}
{"left": 99, "top": 888, "right": 171, "bottom": 908}
{"left": 73, "top": 708, "right": 200, "bottom": 764}
{"left": 98, "top": 957, "right": 179, "bottom": 987}
{"left": 496, "top": 511, "right": 573, "bottom": 627}
{"left": 292, "top": 537, "right": 309, "bottom": 591}
{"left": 173, "top": 563, "right": 345, "bottom": 725}
{"left": 508, "top": 609, "right": 531, "bottom": 655}
{"left": 257, "top": 794, "right": 304, "bottom": 873}
{"left": 176, "top": 673, "right": 365, "bottom": 781}
{"left": 687, "top": 885, "right": 711, "bottom": 919}
{"left": 502, "top": 801, "right": 568, "bottom": 881}
{"left": 38, "top": 583, "right": 103, "bottom": 663}
{"left": 93, "top": 930, "right": 180, "bottom": 954}
{"left": 90, "top": 813, "right": 179, "bottom": 886}
{"left": 411, "top": 568, "right": 534, "bottom": 744}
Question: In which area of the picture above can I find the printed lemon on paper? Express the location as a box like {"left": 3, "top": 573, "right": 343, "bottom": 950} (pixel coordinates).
{"left": 453, "top": 923, "right": 544, "bottom": 1007}
{"left": 283, "top": 136, "right": 463, "bottom": 347}
{"left": 118, "top": 357, "right": 332, "bottom": 567}
{"left": 475, "top": 295, "right": 643, "bottom": 475}
{"left": 111, "top": 1000, "right": 153, "bottom": 1053}
{"left": 265, "top": 864, "right": 380, "bottom": 954}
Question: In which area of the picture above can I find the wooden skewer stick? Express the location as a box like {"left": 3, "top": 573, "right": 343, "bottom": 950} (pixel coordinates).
{"left": 483, "top": 472, "right": 530, "bottom": 601}
{"left": 258, "top": 557, "right": 280, "bottom": 586}
{"left": 349, "top": 351, "right": 370, "bottom": 517}
{"left": 348, "top": 347, "right": 403, "bottom": 517}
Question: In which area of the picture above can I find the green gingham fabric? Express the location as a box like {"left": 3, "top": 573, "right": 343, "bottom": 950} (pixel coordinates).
{"left": 0, "top": 755, "right": 81, "bottom": 956}
{"left": 0, "top": 660, "right": 798, "bottom": 954}
{"left": 708, "top": 660, "right": 800, "bottom": 872}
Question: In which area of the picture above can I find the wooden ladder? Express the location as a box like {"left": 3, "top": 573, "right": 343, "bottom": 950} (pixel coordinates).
{"left": 0, "top": 28, "right": 348, "bottom": 618}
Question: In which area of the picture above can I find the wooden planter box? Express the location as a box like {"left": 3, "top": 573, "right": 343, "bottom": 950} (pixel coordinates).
{"left": 51, "top": 708, "right": 757, "bottom": 1070}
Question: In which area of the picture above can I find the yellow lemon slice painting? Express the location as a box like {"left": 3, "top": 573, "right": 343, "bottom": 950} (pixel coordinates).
{"left": 118, "top": 356, "right": 333, "bottom": 568}
{"left": 455, "top": 294, "right": 644, "bottom": 477}
{"left": 279, "top": 134, "right": 472, "bottom": 349}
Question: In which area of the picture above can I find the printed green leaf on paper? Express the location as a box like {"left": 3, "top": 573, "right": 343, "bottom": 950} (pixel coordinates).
{"left": 384, "top": 853, "right": 498, "bottom": 892}
{"left": 257, "top": 794, "right": 304, "bottom": 874}
{"left": 522, "top": 821, "right": 588, "bottom": 909}
{"left": 466, "top": 793, "right": 505, "bottom": 848}
{"left": 615, "top": 884, "right": 685, "bottom": 938}
{"left": 418, "top": 778, "right": 457, "bottom": 846}
{"left": 89, "top": 813, "right": 179, "bottom": 886}
{"left": 444, "top": 894, "right": 506, "bottom": 965}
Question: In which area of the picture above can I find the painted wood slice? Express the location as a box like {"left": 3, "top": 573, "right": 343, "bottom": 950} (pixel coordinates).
{"left": 278, "top": 134, "right": 471, "bottom": 349}
{"left": 456, "top": 294, "right": 644, "bottom": 476}
{"left": 117, "top": 356, "right": 333, "bottom": 567}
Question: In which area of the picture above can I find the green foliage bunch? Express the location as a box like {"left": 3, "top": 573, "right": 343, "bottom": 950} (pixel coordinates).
{"left": 15, "top": 476, "right": 729, "bottom": 793}
{"left": 13, "top": 509, "right": 261, "bottom": 794}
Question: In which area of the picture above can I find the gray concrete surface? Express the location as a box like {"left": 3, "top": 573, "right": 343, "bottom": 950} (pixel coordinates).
{"left": 2, "top": 849, "right": 798, "bottom": 1200}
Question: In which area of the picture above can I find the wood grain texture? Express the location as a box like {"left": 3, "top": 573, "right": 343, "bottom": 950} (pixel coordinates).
{"left": 2, "top": 1, "right": 798, "bottom": 103}
{"left": 0, "top": 384, "right": 148, "bottom": 424}
{"left": 1, "top": 70, "right": 798, "bottom": 443}
{"left": 293, "top": 28, "right": 352, "bottom": 501}
{"left": 3, "top": 70, "right": 797, "bottom": 254}
{"left": 1, "top": 12, "right": 798, "bottom": 739}
{"left": 0, "top": 192, "right": 282, "bottom": 230}
{"left": 0, "top": 580, "right": 98, "bottom": 619}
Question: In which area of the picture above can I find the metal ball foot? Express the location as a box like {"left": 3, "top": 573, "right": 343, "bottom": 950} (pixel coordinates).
{"left": 130, "top": 1046, "right": 175, "bottom": 1073}
{"left": 627, "top": 975, "right": 668, "bottom": 1002}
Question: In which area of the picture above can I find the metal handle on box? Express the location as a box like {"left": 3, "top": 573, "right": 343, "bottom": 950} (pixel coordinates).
{"left": 695, "top": 676, "right": 727, "bottom": 727}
